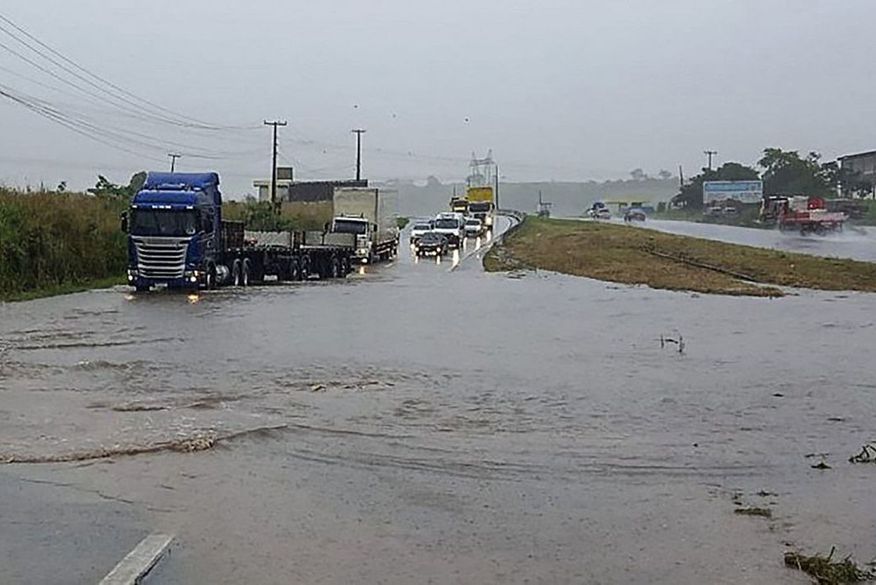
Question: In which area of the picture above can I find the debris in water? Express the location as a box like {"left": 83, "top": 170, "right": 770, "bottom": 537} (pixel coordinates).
{"left": 811, "top": 461, "right": 832, "bottom": 470}
{"left": 310, "top": 384, "right": 326, "bottom": 392}
{"left": 659, "top": 334, "right": 685, "bottom": 354}
{"left": 734, "top": 506, "right": 772, "bottom": 518}
{"left": 849, "top": 444, "right": 876, "bottom": 464}
{"left": 784, "top": 547, "right": 873, "bottom": 584}
{"left": 773, "top": 392, "right": 785, "bottom": 398}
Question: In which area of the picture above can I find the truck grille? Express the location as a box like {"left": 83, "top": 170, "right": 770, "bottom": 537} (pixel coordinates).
{"left": 133, "top": 236, "right": 190, "bottom": 279}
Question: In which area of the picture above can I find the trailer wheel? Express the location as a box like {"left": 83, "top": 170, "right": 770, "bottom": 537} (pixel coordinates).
{"left": 241, "top": 259, "right": 251, "bottom": 287}
{"left": 231, "top": 260, "right": 242, "bottom": 286}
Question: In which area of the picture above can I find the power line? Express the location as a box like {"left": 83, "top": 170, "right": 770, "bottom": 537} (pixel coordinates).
{"left": 0, "top": 11, "right": 261, "bottom": 131}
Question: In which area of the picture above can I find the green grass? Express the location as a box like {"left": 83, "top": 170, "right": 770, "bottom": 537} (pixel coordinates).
{"left": 485, "top": 216, "right": 876, "bottom": 297}
{"left": 1, "top": 275, "right": 124, "bottom": 302}
{"left": 396, "top": 216, "right": 410, "bottom": 230}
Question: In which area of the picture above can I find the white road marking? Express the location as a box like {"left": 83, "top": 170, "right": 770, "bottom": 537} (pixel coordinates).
{"left": 98, "top": 533, "right": 174, "bottom": 585}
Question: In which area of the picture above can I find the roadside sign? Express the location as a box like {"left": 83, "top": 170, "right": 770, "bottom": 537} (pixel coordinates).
{"left": 703, "top": 180, "right": 763, "bottom": 205}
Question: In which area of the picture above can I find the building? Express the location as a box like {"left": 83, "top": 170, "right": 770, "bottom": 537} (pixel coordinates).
{"left": 253, "top": 167, "right": 368, "bottom": 202}
{"left": 253, "top": 166, "right": 294, "bottom": 202}
{"left": 838, "top": 150, "right": 876, "bottom": 196}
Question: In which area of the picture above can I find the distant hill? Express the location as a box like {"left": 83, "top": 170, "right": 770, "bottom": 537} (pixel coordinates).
{"left": 382, "top": 177, "right": 678, "bottom": 218}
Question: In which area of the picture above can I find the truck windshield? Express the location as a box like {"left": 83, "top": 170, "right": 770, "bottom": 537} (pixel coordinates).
{"left": 435, "top": 219, "right": 458, "bottom": 229}
{"left": 131, "top": 209, "right": 197, "bottom": 237}
{"left": 333, "top": 219, "right": 367, "bottom": 235}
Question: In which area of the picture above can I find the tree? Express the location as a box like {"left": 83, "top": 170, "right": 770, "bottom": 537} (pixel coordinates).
{"left": 758, "top": 148, "right": 832, "bottom": 197}
{"left": 672, "top": 162, "right": 759, "bottom": 209}
{"left": 629, "top": 168, "right": 648, "bottom": 181}
{"left": 657, "top": 169, "right": 672, "bottom": 181}
{"left": 88, "top": 171, "right": 147, "bottom": 198}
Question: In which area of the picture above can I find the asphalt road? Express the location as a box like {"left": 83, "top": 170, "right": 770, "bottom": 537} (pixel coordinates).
{"left": 2, "top": 213, "right": 875, "bottom": 584}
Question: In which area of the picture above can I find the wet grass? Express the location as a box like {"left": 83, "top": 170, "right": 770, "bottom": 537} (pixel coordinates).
{"left": 485, "top": 217, "right": 876, "bottom": 296}
{"left": 784, "top": 548, "right": 873, "bottom": 584}
{"left": 0, "top": 275, "right": 124, "bottom": 303}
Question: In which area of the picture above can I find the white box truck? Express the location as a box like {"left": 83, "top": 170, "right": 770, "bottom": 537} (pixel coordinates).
{"left": 330, "top": 187, "right": 399, "bottom": 263}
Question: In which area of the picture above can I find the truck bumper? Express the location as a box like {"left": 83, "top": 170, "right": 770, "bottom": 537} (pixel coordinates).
{"left": 128, "top": 269, "right": 200, "bottom": 290}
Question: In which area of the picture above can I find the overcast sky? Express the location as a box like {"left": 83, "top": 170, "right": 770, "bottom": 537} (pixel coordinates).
{"left": 1, "top": 0, "right": 876, "bottom": 196}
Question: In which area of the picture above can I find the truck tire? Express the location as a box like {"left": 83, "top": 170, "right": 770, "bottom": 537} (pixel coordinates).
{"left": 299, "top": 258, "right": 309, "bottom": 281}
{"left": 205, "top": 265, "right": 217, "bottom": 290}
{"left": 341, "top": 257, "right": 350, "bottom": 277}
{"left": 135, "top": 284, "right": 150, "bottom": 293}
{"left": 330, "top": 256, "right": 340, "bottom": 278}
{"left": 231, "top": 260, "right": 242, "bottom": 286}
{"left": 241, "top": 259, "right": 251, "bottom": 287}
{"left": 290, "top": 259, "right": 300, "bottom": 281}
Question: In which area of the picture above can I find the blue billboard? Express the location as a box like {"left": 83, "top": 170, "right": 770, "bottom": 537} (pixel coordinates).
{"left": 703, "top": 180, "right": 763, "bottom": 205}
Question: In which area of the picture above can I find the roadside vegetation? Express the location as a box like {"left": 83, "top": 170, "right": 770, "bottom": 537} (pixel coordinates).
{"left": 0, "top": 187, "right": 128, "bottom": 301}
{"left": 484, "top": 217, "right": 876, "bottom": 297}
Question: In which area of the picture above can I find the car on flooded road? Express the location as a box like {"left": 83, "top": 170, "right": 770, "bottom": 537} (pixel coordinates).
{"left": 414, "top": 232, "right": 449, "bottom": 257}
{"left": 409, "top": 221, "right": 433, "bottom": 245}
{"left": 464, "top": 217, "right": 484, "bottom": 238}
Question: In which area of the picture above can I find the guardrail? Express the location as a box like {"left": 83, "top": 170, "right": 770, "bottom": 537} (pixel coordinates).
{"left": 495, "top": 209, "right": 526, "bottom": 244}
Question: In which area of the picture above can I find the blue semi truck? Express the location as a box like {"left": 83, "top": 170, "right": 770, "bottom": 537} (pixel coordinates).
{"left": 121, "top": 172, "right": 353, "bottom": 292}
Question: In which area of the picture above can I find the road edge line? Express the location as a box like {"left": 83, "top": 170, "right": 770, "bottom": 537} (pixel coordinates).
{"left": 98, "top": 533, "right": 174, "bottom": 585}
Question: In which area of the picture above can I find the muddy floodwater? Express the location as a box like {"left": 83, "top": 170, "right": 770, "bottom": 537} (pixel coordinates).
{"left": 2, "top": 216, "right": 876, "bottom": 584}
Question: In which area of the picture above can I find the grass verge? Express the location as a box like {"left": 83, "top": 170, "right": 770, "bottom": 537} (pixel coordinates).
{"left": 0, "top": 275, "right": 125, "bottom": 303}
{"left": 484, "top": 217, "right": 876, "bottom": 297}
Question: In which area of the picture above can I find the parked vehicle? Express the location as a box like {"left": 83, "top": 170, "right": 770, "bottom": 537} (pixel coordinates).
{"left": 464, "top": 217, "right": 484, "bottom": 238}
{"left": 409, "top": 221, "right": 433, "bottom": 245}
{"left": 330, "top": 187, "right": 399, "bottom": 263}
{"left": 415, "top": 232, "right": 449, "bottom": 257}
{"left": 431, "top": 216, "right": 464, "bottom": 248}
{"left": 122, "top": 172, "right": 352, "bottom": 292}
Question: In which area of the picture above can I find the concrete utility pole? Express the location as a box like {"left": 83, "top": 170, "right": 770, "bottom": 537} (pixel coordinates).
{"left": 352, "top": 129, "right": 366, "bottom": 181}
{"left": 264, "top": 120, "right": 287, "bottom": 205}
{"left": 494, "top": 164, "right": 500, "bottom": 209}
{"left": 168, "top": 153, "right": 181, "bottom": 172}
{"left": 704, "top": 150, "right": 717, "bottom": 171}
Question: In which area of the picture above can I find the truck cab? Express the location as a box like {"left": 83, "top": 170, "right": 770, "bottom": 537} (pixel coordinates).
{"left": 124, "top": 172, "right": 222, "bottom": 291}
{"left": 331, "top": 215, "right": 374, "bottom": 263}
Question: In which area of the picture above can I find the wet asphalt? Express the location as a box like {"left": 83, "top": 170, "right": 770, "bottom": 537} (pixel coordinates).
{"left": 1, "top": 215, "right": 875, "bottom": 584}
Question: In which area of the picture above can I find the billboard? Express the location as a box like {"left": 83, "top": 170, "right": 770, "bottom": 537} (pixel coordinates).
{"left": 703, "top": 180, "right": 763, "bottom": 205}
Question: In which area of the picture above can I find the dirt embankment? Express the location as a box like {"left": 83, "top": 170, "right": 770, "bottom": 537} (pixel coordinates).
{"left": 484, "top": 217, "right": 876, "bottom": 297}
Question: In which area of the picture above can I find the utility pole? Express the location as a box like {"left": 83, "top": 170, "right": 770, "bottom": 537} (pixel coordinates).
{"left": 352, "top": 129, "right": 366, "bottom": 181}
{"left": 494, "top": 164, "right": 500, "bottom": 209}
{"left": 168, "top": 153, "right": 181, "bottom": 172}
{"left": 265, "top": 120, "right": 287, "bottom": 206}
{"left": 704, "top": 150, "right": 717, "bottom": 171}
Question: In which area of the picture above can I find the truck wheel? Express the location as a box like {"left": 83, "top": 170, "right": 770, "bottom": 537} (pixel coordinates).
{"left": 135, "top": 284, "right": 150, "bottom": 293}
{"left": 290, "top": 260, "right": 300, "bottom": 281}
{"left": 330, "top": 256, "right": 340, "bottom": 278}
{"left": 299, "top": 258, "right": 309, "bottom": 281}
{"left": 241, "top": 259, "right": 251, "bottom": 287}
{"left": 231, "top": 260, "right": 242, "bottom": 286}
{"left": 341, "top": 257, "right": 350, "bottom": 277}
{"left": 205, "top": 265, "right": 216, "bottom": 290}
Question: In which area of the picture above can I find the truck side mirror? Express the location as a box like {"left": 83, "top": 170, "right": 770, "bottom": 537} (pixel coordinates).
{"left": 120, "top": 211, "right": 128, "bottom": 234}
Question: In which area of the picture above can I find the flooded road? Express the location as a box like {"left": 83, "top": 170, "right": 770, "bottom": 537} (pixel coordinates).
{"left": 2, "top": 215, "right": 876, "bottom": 584}
{"left": 636, "top": 218, "right": 876, "bottom": 263}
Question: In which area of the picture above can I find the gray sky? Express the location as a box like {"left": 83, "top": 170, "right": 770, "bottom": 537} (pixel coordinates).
{"left": 1, "top": 0, "right": 875, "bottom": 196}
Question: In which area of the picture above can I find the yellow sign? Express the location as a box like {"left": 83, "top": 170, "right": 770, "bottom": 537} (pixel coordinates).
{"left": 467, "top": 186, "right": 493, "bottom": 203}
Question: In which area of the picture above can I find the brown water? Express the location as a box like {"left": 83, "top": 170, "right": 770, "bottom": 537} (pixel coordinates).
{"left": 2, "top": 217, "right": 875, "bottom": 584}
